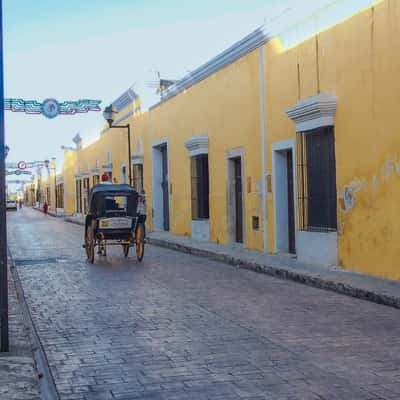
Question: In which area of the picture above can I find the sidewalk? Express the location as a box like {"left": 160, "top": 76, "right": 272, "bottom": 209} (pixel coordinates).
{"left": 0, "top": 263, "right": 40, "bottom": 400}
{"left": 63, "top": 215, "right": 400, "bottom": 309}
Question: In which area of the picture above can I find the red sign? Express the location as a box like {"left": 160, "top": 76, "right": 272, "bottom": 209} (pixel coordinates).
{"left": 17, "top": 161, "right": 27, "bottom": 170}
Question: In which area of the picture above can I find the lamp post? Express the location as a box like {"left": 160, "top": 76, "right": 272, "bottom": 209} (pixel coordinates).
{"left": 0, "top": 0, "right": 8, "bottom": 352}
{"left": 103, "top": 105, "right": 132, "bottom": 186}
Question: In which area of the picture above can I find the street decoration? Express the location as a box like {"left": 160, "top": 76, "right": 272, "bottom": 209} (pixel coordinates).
{"left": 4, "top": 98, "right": 102, "bottom": 118}
{"left": 6, "top": 180, "right": 31, "bottom": 184}
{"left": 7, "top": 160, "right": 52, "bottom": 169}
{"left": 6, "top": 170, "right": 32, "bottom": 176}
{"left": 17, "top": 160, "right": 26, "bottom": 170}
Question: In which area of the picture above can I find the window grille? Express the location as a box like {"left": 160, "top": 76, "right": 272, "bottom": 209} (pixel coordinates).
{"left": 297, "top": 126, "right": 337, "bottom": 232}
{"left": 133, "top": 165, "right": 144, "bottom": 192}
{"left": 191, "top": 155, "right": 209, "bottom": 220}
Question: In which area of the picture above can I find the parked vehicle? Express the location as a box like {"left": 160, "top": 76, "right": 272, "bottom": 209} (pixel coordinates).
{"left": 83, "top": 184, "right": 146, "bottom": 263}
{"left": 6, "top": 200, "right": 18, "bottom": 211}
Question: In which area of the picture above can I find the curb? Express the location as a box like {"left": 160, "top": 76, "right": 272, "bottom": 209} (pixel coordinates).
{"left": 64, "top": 217, "right": 84, "bottom": 226}
{"left": 147, "top": 237, "right": 400, "bottom": 310}
{"left": 8, "top": 252, "right": 60, "bottom": 400}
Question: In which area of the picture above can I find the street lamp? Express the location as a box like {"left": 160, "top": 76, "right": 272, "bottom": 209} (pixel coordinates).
{"left": 0, "top": 0, "right": 9, "bottom": 353}
{"left": 103, "top": 105, "right": 132, "bottom": 186}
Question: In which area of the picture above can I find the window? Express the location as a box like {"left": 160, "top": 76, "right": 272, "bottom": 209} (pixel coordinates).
{"left": 93, "top": 175, "right": 100, "bottom": 185}
{"left": 46, "top": 187, "right": 51, "bottom": 206}
{"left": 75, "top": 180, "right": 82, "bottom": 214}
{"left": 297, "top": 126, "right": 337, "bottom": 232}
{"left": 133, "top": 165, "right": 143, "bottom": 192}
{"left": 56, "top": 184, "right": 64, "bottom": 208}
{"left": 191, "top": 155, "right": 209, "bottom": 220}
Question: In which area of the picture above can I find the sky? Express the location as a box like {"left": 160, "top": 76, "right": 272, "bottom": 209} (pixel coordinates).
{"left": 3, "top": 0, "right": 377, "bottom": 190}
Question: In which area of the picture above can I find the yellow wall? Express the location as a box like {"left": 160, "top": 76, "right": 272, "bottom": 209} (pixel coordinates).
{"left": 264, "top": 0, "right": 400, "bottom": 279}
{"left": 59, "top": 0, "right": 400, "bottom": 280}
{"left": 62, "top": 150, "right": 78, "bottom": 214}
{"left": 139, "top": 50, "right": 263, "bottom": 249}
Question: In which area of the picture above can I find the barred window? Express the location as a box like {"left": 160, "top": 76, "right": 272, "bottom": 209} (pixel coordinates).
{"left": 93, "top": 175, "right": 99, "bottom": 185}
{"left": 297, "top": 126, "right": 337, "bottom": 232}
{"left": 191, "top": 155, "right": 209, "bottom": 220}
{"left": 56, "top": 184, "right": 64, "bottom": 208}
{"left": 133, "top": 165, "right": 143, "bottom": 192}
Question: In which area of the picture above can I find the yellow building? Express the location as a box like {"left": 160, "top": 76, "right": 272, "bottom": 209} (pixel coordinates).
{"left": 61, "top": 88, "right": 141, "bottom": 216}
{"left": 57, "top": 0, "right": 400, "bottom": 280}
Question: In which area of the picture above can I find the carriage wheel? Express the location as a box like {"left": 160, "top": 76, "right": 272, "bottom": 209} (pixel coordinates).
{"left": 135, "top": 223, "right": 145, "bottom": 262}
{"left": 123, "top": 244, "right": 129, "bottom": 258}
{"left": 85, "top": 230, "right": 95, "bottom": 264}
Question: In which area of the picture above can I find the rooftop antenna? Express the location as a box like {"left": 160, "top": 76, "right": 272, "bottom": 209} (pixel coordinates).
{"left": 146, "top": 70, "right": 176, "bottom": 97}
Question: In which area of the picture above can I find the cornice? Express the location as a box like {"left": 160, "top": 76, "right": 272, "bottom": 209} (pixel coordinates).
{"left": 184, "top": 134, "right": 209, "bottom": 156}
{"left": 286, "top": 92, "right": 337, "bottom": 132}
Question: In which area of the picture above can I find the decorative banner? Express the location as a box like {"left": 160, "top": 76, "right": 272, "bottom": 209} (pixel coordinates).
{"left": 17, "top": 161, "right": 27, "bottom": 170}
{"left": 7, "top": 160, "right": 53, "bottom": 169}
{"left": 4, "top": 98, "right": 102, "bottom": 118}
{"left": 6, "top": 180, "right": 29, "bottom": 184}
{"left": 7, "top": 170, "right": 32, "bottom": 176}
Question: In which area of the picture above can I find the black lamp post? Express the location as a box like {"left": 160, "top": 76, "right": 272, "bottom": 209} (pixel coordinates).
{"left": 0, "top": 0, "right": 8, "bottom": 353}
{"left": 103, "top": 105, "right": 132, "bottom": 186}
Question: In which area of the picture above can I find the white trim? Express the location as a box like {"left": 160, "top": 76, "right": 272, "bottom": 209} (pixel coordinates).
{"left": 184, "top": 134, "right": 209, "bottom": 156}
{"left": 191, "top": 220, "right": 210, "bottom": 242}
{"left": 286, "top": 92, "right": 337, "bottom": 132}
{"left": 152, "top": 137, "right": 168, "bottom": 148}
{"left": 91, "top": 168, "right": 100, "bottom": 175}
{"left": 151, "top": 138, "right": 171, "bottom": 231}
{"left": 151, "top": 25, "right": 270, "bottom": 107}
{"left": 102, "top": 163, "right": 112, "bottom": 172}
{"left": 226, "top": 147, "right": 242, "bottom": 159}
{"left": 113, "top": 87, "right": 139, "bottom": 112}
{"left": 296, "top": 231, "right": 338, "bottom": 267}
{"left": 131, "top": 153, "right": 144, "bottom": 165}
{"left": 121, "top": 162, "right": 127, "bottom": 185}
{"left": 271, "top": 139, "right": 297, "bottom": 254}
{"left": 258, "top": 47, "right": 267, "bottom": 252}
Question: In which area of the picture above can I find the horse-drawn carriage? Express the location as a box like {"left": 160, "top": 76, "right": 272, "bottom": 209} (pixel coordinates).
{"left": 83, "top": 184, "right": 145, "bottom": 263}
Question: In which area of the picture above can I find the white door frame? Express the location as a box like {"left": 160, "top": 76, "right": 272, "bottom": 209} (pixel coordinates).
{"left": 272, "top": 139, "right": 297, "bottom": 254}
{"left": 151, "top": 138, "right": 171, "bottom": 231}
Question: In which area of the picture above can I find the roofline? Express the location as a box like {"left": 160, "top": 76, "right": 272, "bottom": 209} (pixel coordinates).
{"left": 150, "top": 25, "right": 271, "bottom": 109}
{"left": 112, "top": 87, "right": 139, "bottom": 112}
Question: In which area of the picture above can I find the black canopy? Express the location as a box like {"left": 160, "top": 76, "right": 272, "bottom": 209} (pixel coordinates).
{"left": 89, "top": 184, "right": 138, "bottom": 217}
{"left": 90, "top": 184, "right": 137, "bottom": 196}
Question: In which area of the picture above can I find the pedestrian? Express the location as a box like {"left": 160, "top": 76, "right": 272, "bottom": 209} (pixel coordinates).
{"left": 101, "top": 173, "right": 112, "bottom": 184}
{"left": 43, "top": 201, "right": 48, "bottom": 216}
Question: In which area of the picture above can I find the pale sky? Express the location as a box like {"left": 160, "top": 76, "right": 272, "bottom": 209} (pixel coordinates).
{"left": 3, "top": 0, "right": 376, "bottom": 190}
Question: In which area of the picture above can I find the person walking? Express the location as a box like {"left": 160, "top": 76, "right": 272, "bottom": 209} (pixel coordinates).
{"left": 43, "top": 201, "right": 48, "bottom": 216}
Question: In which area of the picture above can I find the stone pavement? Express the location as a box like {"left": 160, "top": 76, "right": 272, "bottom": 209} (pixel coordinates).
{"left": 0, "top": 261, "right": 40, "bottom": 400}
{"left": 65, "top": 214, "right": 400, "bottom": 309}
{"left": 146, "top": 231, "right": 400, "bottom": 309}
{"left": 7, "top": 207, "right": 400, "bottom": 400}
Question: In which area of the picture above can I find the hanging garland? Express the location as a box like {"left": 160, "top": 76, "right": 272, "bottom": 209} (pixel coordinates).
{"left": 4, "top": 98, "right": 102, "bottom": 119}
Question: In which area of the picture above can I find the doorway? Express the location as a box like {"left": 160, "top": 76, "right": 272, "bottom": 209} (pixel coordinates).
{"left": 272, "top": 141, "right": 296, "bottom": 254}
{"left": 227, "top": 150, "right": 244, "bottom": 244}
{"left": 152, "top": 141, "right": 170, "bottom": 231}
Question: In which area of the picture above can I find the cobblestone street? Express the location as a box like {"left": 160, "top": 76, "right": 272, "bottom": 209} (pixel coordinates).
{"left": 6, "top": 208, "right": 400, "bottom": 400}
